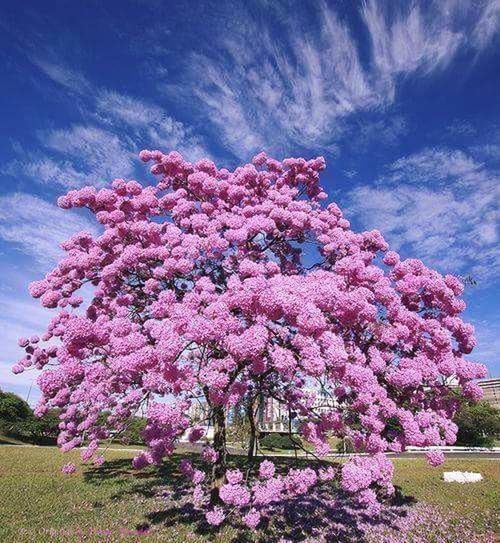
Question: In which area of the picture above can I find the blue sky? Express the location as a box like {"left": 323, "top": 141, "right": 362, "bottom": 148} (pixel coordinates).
{"left": 0, "top": 0, "right": 499, "bottom": 404}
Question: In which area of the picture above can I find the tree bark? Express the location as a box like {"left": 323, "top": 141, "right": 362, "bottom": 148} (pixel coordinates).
{"left": 210, "top": 405, "right": 227, "bottom": 504}
{"left": 247, "top": 394, "right": 258, "bottom": 462}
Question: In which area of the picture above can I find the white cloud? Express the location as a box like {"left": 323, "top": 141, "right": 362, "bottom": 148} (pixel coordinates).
{"left": 45, "top": 125, "right": 136, "bottom": 184}
{"left": 362, "top": 0, "right": 462, "bottom": 87}
{"left": 344, "top": 116, "right": 408, "bottom": 152}
{"left": 471, "top": 0, "right": 500, "bottom": 50}
{"left": 5, "top": 56, "right": 212, "bottom": 190}
{"left": 171, "top": 0, "right": 498, "bottom": 159}
{"left": 446, "top": 119, "right": 477, "bottom": 137}
{"left": 31, "top": 58, "right": 92, "bottom": 94}
{"left": 0, "top": 281, "right": 53, "bottom": 404}
{"left": 96, "top": 90, "right": 163, "bottom": 127}
{"left": 345, "top": 148, "right": 500, "bottom": 282}
{"left": 0, "top": 196, "right": 98, "bottom": 403}
{"left": 0, "top": 193, "right": 97, "bottom": 267}
{"left": 95, "top": 90, "right": 209, "bottom": 161}
{"left": 386, "top": 149, "right": 485, "bottom": 186}
{"left": 3, "top": 125, "right": 136, "bottom": 189}
{"left": 2, "top": 158, "right": 87, "bottom": 189}
{"left": 180, "top": 3, "right": 376, "bottom": 158}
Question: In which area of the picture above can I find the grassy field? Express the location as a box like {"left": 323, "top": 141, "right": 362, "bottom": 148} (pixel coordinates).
{"left": 0, "top": 445, "right": 498, "bottom": 542}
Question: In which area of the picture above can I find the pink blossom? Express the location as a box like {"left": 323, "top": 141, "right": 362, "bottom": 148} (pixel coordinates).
{"left": 94, "top": 455, "right": 105, "bottom": 467}
{"left": 192, "top": 469, "right": 206, "bottom": 485}
{"left": 425, "top": 450, "right": 445, "bottom": 467}
{"left": 188, "top": 426, "right": 205, "bottom": 443}
{"left": 219, "top": 483, "right": 250, "bottom": 507}
{"left": 61, "top": 462, "right": 76, "bottom": 474}
{"left": 258, "top": 460, "right": 275, "bottom": 479}
{"left": 202, "top": 446, "right": 219, "bottom": 464}
{"left": 205, "top": 507, "right": 225, "bottom": 526}
{"left": 243, "top": 508, "right": 261, "bottom": 529}
{"left": 226, "top": 469, "right": 244, "bottom": 484}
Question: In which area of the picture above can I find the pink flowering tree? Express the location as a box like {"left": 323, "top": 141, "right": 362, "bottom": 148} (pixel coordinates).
{"left": 13, "top": 150, "right": 486, "bottom": 529}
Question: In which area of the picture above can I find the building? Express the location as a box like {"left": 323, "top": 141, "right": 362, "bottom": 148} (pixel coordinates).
{"left": 258, "top": 391, "right": 337, "bottom": 435}
{"left": 477, "top": 378, "right": 500, "bottom": 408}
{"left": 258, "top": 396, "right": 295, "bottom": 434}
{"left": 181, "top": 389, "right": 338, "bottom": 441}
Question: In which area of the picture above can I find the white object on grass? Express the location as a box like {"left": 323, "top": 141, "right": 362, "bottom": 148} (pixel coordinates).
{"left": 443, "top": 471, "right": 483, "bottom": 483}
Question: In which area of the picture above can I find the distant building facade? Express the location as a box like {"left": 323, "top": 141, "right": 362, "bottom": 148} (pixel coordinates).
{"left": 258, "top": 391, "right": 337, "bottom": 434}
{"left": 181, "top": 389, "right": 338, "bottom": 441}
{"left": 258, "top": 396, "right": 295, "bottom": 433}
{"left": 477, "top": 378, "right": 500, "bottom": 408}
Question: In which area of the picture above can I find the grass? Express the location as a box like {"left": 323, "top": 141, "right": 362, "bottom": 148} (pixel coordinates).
{"left": 0, "top": 445, "right": 498, "bottom": 542}
{"left": 392, "top": 458, "right": 499, "bottom": 534}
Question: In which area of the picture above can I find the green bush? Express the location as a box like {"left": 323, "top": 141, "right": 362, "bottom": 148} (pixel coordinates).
{"left": 16, "top": 409, "right": 59, "bottom": 444}
{"left": 0, "top": 390, "right": 59, "bottom": 445}
{"left": 259, "top": 433, "right": 300, "bottom": 450}
{"left": 0, "top": 390, "right": 33, "bottom": 437}
{"left": 119, "top": 416, "right": 147, "bottom": 445}
{"left": 454, "top": 400, "right": 500, "bottom": 448}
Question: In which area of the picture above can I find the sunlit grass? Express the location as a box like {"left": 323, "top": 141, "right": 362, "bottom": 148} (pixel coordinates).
{"left": 0, "top": 446, "right": 497, "bottom": 542}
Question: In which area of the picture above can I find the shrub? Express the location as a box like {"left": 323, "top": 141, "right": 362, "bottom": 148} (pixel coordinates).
{"left": 260, "top": 433, "right": 300, "bottom": 450}
{"left": 455, "top": 400, "right": 500, "bottom": 447}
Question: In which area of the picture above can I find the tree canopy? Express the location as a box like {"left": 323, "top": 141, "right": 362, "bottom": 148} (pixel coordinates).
{"left": 13, "top": 150, "right": 487, "bottom": 528}
{"left": 455, "top": 400, "right": 500, "bottom": 447}
{"left": 0, "top": 390, "right": 31, "bottom": 434}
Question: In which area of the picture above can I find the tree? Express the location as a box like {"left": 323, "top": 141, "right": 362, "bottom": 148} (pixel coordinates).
{"left": 17, "top": 409, "right": 60, "bottom": 443}
{"left": 0, "top": 390, "right": 31, "bottom": 435}
{"left": 455, "top": 400, "right": 500, "bottom": 447}
{"left": 13, "top": 149, "right": 487, "bottom": 528}
{"left": 0, "top": 390, "right": 59, "bottom": 443}
{"left": 120, "top": 416, "right": 147, "bottom": 445}
{"left": 227, "top": 401, "right": 251, "bottom": 450}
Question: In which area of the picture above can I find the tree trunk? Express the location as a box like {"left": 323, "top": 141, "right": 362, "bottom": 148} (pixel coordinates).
{"left": 210, "top": 405, "right": 227, "bottom": 504}
{"left": 247, "top": 395, "right": 258, "bottom": 462}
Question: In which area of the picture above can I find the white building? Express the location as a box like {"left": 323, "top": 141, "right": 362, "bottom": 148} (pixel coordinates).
{"left": 477, "top": 378, "right": 500, "bottom": 408}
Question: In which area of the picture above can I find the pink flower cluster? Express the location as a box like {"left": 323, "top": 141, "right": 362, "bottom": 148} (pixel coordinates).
{"left": 341, "top": 454, "right": 394, "bottom": 506}
{"left": 186, "top": 460, "right": 342, "bottom": 528}
{"left": 425, "top": 449, "right": 445, "bottom": 467}
{"left": 61, "top": 462, "right": 76, "bottom": 475}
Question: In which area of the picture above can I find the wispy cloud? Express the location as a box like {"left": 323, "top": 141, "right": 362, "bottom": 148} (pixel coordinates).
{"left": 4, "top": 126, "right": 136, "bottom": 189}
{"left": 385, "top": 149, "right": 486, "bottom": 185}
{"left": 0, "top": 191, "right": 98, "bottom": 401}
{"left": 345, "top": 148, "right": 500, "bottom": 282}
{"left": 2, "top": 157, "right": 86, "bottom": 189}
{"left": 0, "top": 192, "right": 98, "bottom": 401}
{"left": 30, "top": 57, "right": 92, "bottom": 94}
{"left": 0, "top": 193, "right": 97, "bottom": 267}
{"left": 471, "top": 0, "right": 500, "bottom": 50}
{"left": 361, "top": 0, "right": 462, "bottom": 92}
{"left": 446, "top": 119, "right": 477, "bottom": 137}
{"left": 177, "top": 2, "right": 375, "bottom": 158}
{"left": 170, "top": 0, "right": 499, "bottom": 159}
{"left": 343, "top": 115, "right": 409, "bottom": 153}
{"left": 95, "top": 90, "right": 208, "bottom": 160}
{"left": 44, "top": 125, "right": 136, "bottom": 185}
{"left": 0, "top": 281, "right": 55, "bottom": 402}
{"left": 4, "top": 57, "right": 212, "bottom": 190}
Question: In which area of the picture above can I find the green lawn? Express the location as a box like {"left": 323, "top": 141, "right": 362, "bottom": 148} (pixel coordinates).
{"left": 0, "top": 446, "right": 498, "bottom": 542}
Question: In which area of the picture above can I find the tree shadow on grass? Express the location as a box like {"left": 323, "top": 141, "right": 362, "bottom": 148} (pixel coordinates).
{"left": 84, "top": 454, "right": 417, "bottom": 543}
